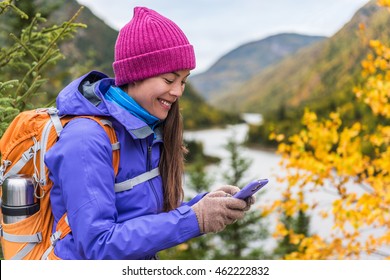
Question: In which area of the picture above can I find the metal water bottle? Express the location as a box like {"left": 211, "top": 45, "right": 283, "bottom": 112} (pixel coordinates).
{"left": 1, "top": 175, "right": 40, "bottom": 224}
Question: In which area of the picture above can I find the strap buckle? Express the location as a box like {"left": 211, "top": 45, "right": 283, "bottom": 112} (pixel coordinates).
{"left": 22, "top": 147, "right": 35, "bottom": 162}
{"left": 36, "top": 232, "right": 43, "bottom": 243}
{"left": 0, "top": 160, "right": 12, "bottom": 185}
{"left": 45, "top": 107, "right": 59, "bottom": 115}
{"left": 50, "top": 231, "right": 62, "bottom": 247}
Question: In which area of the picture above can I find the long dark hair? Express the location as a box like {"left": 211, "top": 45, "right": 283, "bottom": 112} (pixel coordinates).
{"left": 159, "top": 100, "right": 187, "bottom": 211}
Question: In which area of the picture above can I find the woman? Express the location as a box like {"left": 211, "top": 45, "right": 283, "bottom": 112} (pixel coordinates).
{"left": 45, "top": 6, "right": 253, "bottom": 260}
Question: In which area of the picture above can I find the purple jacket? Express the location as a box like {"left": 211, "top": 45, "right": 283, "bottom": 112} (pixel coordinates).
{"left": 45, "top": 71, "right": 203, "bottom": 259}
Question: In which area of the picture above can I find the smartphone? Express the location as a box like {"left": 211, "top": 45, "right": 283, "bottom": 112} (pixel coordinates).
{"left": 233, "top": 179, "right": 269, "bottom": 200}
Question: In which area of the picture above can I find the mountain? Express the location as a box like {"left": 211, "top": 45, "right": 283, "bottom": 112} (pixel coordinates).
{"left": 180, "top": 84, "right": 241, "bottom": 130}
{"left": 0, "top": 0, "right": 240, "bottom": 129}
{"left": 0, "top": 0, "right": 118, "bottom": 78}
{"left": 189, "top": 33, "right": 326, "bottom": 101}
{"left": 213, "top": 0, "right": 390, "bottom": 118}
{"left": 49, "top": 0, "right": 118, "bottom": 79}
{"left": 0, "top": 0, "right": 119, "bottom": 97}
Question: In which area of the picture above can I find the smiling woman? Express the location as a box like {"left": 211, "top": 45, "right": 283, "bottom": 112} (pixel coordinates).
{"left": 39, "top": 6, "right": 255, "bottom": 260}
{"left": 125, "top": 70, "right": 190, "bottom": 120}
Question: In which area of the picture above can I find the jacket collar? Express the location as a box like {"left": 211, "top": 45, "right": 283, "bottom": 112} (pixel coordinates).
{"left": 57, "top": 71, "right": 159, "bottom": 140}
{"left": 96, "top": 78, "right": 158, "bottom": 139}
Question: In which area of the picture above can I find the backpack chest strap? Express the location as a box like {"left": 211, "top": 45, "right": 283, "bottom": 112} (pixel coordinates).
{"left": 0, "top": 226, "right": 43, "bottom": 260}
{"left": 41, "top": 214, "right": 70, "bottom": 260}
{"left": 114, "top": 167, "right": 160, "bottom": 193}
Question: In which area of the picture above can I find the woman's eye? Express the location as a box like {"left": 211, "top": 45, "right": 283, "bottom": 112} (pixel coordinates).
{"left": 164, "top": 78, "right": 174, "bottom": 84}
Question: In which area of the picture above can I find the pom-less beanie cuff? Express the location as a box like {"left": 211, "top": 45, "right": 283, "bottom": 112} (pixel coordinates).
{"left": 113, "top": 7, "right": 196, "bottom": 86}
{"left": 113, "top": 44, "right": 195, "bottom": 86}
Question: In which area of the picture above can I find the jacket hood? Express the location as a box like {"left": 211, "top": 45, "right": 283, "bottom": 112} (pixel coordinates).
{"left": 56, "top": 71, "right": 154, "bottom": 138}
{"left": 57, "top": 71, "right": 111, "bottom": 116}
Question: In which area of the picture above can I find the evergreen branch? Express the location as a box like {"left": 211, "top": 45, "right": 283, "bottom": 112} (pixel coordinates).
{"left": 26, "top": 13, "right": 42, "bottom": 42}
{"left": 39, "top": 6, "right": 84, "bottom": 62}
{"left": 0, "top": 80, "right": 19, "bottom": 94}
{"left": 0, "top": 1, "right": 28, "bottom": 18}
{"left": 9, "top": 33, "right": 38, "bottom": 61}
{"left": 42, "top": 22, "right": 87, "bottom": 34}
{"left": 15, "top": 75, "right": 42, "bottom": 106}
{"left": 14, "top": 6, "right": 85, "bottom": 98}
{"left": 0, "top": 43, "right": 24, "bottom": 67}
{"left": 41, "top": 24, "right": 65, "bottom": 34}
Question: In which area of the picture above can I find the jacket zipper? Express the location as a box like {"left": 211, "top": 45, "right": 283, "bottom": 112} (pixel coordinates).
{"left": 147, "top": 145, "right": 152, "bottom": 170}
{"left": 147, "top": 142, "right": 161, "bottom": 211}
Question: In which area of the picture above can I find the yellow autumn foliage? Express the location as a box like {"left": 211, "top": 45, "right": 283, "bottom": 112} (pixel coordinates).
{"left": 270, "top": 0, "right": 390, "bottom": 260}
{"left": 378, "top": 0, "right": 390, "bottom": 8}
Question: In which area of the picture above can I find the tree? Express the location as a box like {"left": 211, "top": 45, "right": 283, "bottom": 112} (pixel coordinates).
{"left": 0, "top": 0, "right": 85, "bottom": 137}
{"left": 268, "top": 0, "right": 390, "bottom": 260}
{"left": 160, "top": 136, "right": 271, "bottom": 259}
{"left": 272, "top": 193, "right": 311, "bottom": 259}
{"left": 210, "top": 136, "right": 270, "bottom": 259}
{"left": 159, "top": 151, "right": 216, "bottom": 259}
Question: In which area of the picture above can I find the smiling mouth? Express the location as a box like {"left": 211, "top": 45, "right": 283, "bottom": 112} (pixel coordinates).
{"left": 158, "top": 98, "right": 173, "bottom": 109}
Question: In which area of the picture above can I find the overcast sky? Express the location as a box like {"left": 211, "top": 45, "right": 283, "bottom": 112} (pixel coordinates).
{"left": 76, "top": 0, "right": 370, "bottom": 74}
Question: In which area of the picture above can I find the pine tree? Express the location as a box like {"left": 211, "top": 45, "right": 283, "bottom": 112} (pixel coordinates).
{"left": 0, "top": 0, "right": 86, "bottom": 137}
{"left": 210, "top": 136, "right": 271, "bottom": 259}
{"left": 159, "top": 149, "right": 216, "bottom": 259}
{"left": 161, "top": 137, "right": 271, "bottom": 259}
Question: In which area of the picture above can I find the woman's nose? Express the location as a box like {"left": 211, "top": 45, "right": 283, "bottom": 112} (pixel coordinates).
{"left": 169, "top": 83, "right": 184, "bottom": 97}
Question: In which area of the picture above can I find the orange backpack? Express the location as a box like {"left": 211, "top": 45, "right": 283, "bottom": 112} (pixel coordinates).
{"left": 0, "top": 108, "right": 120, "bottom": 260}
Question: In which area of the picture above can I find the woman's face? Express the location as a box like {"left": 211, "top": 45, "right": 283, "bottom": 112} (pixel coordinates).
{"left": 127, "top": 70, "right": 190, "bottom": 120}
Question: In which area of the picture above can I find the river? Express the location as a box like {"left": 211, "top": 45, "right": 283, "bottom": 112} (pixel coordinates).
{"left": 184, "top": 123, "right": 387, "bottom": 259}
{"left": 184, "top": 123, "right": 280, "bottom": 198}
{"left": 184, "top": 123, "right": 296, "bottom": 253}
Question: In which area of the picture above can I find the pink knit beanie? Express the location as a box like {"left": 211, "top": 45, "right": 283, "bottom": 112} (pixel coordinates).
{"left": 113, "top": 7, "right": 196, "bottom": 86}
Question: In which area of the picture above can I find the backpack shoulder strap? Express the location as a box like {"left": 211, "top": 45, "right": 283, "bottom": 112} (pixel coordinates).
{"left": 41, "top": 114, "right": 120, "bottom": 260}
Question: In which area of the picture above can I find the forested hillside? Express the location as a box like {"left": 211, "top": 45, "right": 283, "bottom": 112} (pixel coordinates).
{"left": 218, "top": 1, "right": 389, "bottom": 114}
{"left": 190, "top": 33, "right": 325, "bottom": 101}
{"left": 0, "top": 0, "right": 239, "bottom": 129}
{"left": 215, "top": 0, "right": 390, "bottom": 146}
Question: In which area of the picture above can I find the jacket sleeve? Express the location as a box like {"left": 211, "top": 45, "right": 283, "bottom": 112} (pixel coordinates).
{"left": 45, "top": 118, "right": 201, "bottom": 259}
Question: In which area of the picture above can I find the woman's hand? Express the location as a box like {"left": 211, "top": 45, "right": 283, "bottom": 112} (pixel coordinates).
{"left": 213, "top": 185, "right": 256, "bottom": 211}
{"left": 191, "top": 190, "right": 247, "bottom": 233}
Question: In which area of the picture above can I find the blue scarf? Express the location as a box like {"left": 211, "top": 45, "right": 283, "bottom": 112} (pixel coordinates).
{"left": 105, "top": 86, "right": 160, "bottom": 129}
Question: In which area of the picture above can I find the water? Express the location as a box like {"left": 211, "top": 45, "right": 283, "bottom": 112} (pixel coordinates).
{"left": 184, "top": 123, "right": 289, "bottom": 252}
{"left": 241, "top": 113, "right": 263, "bottom": 125}
{"left": 184, "top": 123, "right": 388, "bottom": 259}
{"left": 184, "top": 123, "right": 279, "bottom": 195}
